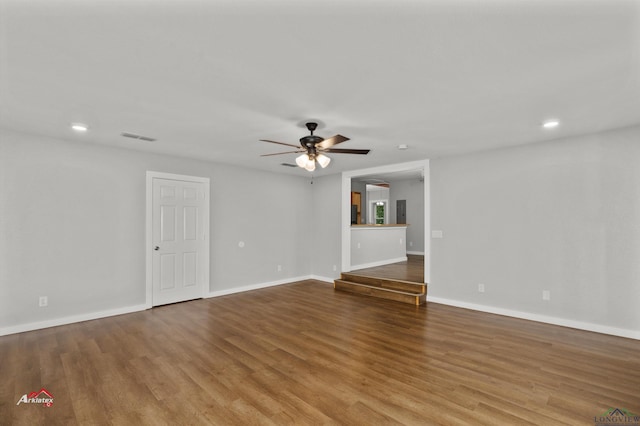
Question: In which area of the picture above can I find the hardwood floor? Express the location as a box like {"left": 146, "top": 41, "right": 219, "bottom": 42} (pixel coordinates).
{"left": 1, "top": 280, "right": 639, "bottom": 425}
{"left": 351, "top": 254, "right": 424, "bottom": 283}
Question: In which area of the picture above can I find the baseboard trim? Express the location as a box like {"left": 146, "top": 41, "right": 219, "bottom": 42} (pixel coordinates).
{"left": 0, "top": 303, "right": 148, "bottom": 337}
{"left": 1, "top": 277, "right": 334, "bottom": 336}
{"left": 406, "top": 251, "right": 425, "bottom": 256}
{"left": 428, "top": 296, "right": 640, "bottom": 340}
{"left": 350, "top": 257, "right": 408, "bottom": 271}
{"left": 309, "top": 275, "right": 335, "bottom": 284}
{"left": 7, "top": 286, "right": 633, "bottom": 340}
{"left": 206, "top": 275, "right": 313, "bottom": 298}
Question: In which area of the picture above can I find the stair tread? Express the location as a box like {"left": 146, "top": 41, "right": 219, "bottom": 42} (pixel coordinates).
{"left": 334, "top": 279, "right": 424, "bottom": 296}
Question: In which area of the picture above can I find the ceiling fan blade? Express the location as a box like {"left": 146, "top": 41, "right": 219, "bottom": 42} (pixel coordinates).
{"left": 259, "top": 139, "right": 301, "bottom": 149}
{"left": 316, "top": 134, "right": 349, "bottom": 149}
{"left": 322, "top": 148, "right": 370, "bottom": 155}
{"left": 261, "top": 150, "right": 305, "bottom": 157}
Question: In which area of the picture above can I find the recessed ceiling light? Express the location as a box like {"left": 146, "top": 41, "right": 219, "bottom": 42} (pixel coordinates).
{"left": 542, "top": 120, "right": 560, "bottom": 129}
{"left": 397, "top": 144, "right": 408, "bottom": 150}
{"left": 71, "top": 123, "right": 88, "bottom": 132}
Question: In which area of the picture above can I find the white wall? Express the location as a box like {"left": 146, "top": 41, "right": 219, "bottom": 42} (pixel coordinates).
{"left": 351, "top": 227, "right": 407, "bottom": 269}
{"left": 310, "top": 173, "right": 342, "bottom": 281}
{"left": 0, "top": 128, "right": 312, "bottom": 332}
{"left": 430, "top": 125, "right": 640, "bottom": 335}
{"left": 389, "top": 178, "right": 425, "bottom": 253}
{"left": 2, "top": 124, "right": 639, "bottom": 339}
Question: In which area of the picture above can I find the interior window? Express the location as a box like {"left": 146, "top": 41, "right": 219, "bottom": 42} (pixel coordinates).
{"left": 375, "top": 202, "right": 385, "bottom": 224}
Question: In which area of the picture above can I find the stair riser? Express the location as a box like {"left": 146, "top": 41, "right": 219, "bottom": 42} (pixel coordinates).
{"left": 335, "top": 281, "right": 426, "bottom": 306}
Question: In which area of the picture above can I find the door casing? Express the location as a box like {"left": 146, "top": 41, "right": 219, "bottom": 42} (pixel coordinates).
{"left": 146, "top": 171, "right": 210, "bottom": 308}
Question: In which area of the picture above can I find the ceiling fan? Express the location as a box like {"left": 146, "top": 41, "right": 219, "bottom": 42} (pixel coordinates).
{"left": 260, "top": 122, "right": 370, "bottom": 171}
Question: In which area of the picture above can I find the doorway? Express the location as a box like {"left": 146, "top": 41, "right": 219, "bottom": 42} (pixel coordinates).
{"left": 370, "top": 200, "right": 387, "bottom": 224}
{"left": 341, "top": 160, "right": 430, "bottom": 283}
{"left": 396, "top": 200, "right": 406, "bottom": 224}
{"left": 146, "top": 172, "right": 210, "bottom": 307}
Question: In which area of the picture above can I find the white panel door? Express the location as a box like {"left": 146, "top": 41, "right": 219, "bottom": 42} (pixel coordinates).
{"left": 152, "top": 177, "right": 208, "bottom": 306}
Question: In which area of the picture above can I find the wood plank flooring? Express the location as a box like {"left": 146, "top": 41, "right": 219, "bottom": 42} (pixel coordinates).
{"left": 1, "top": 280, "right": 639, "bottom": 425}
{"left": 351, "top": 254, "right": 424, "bottom": 283}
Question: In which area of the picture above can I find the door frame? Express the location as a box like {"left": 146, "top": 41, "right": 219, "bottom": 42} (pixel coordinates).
{"left": 341, "top": 159, "right": 430, "bottom": 283}
{"left": 145, "top": 171, "right": 210, "bottom": 308}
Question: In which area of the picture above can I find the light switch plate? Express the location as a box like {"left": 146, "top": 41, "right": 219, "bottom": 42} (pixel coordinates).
{"left": 431, "top": 230, "right": 443, "bottom": 239}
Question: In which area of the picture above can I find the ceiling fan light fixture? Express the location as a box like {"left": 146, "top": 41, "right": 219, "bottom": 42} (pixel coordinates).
{"left": 316, "top": 153, "right": 331, "bottom": 168}
{"left": 295, "top": 153, "right": 308, "bottom": 168}
{"left": 304, "top": 157, "right": 316, "bottom": 172}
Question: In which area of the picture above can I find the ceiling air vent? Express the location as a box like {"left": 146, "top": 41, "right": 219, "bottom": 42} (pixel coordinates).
{"left": 280, "top": 163, "right": 298, "bottom": 168}
{"left": 121, "top": 132, "right": 156, "bottom": 142}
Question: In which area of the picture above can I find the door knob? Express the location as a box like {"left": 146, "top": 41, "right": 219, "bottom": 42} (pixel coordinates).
{"left": 154, "top": 246, "right": 160, "bottom": 251}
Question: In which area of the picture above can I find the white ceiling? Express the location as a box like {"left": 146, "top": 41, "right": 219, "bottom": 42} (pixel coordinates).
{"left": 1, "top": 0, "right": 639, "bottom": 177}
{"left": 354, "top": 168, "right": 423, "bottom": 185}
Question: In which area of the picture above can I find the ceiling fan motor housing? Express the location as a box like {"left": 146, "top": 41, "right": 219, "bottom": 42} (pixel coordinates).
{"left": 300, "top": 135, "right": 323, "bottom": 149}
{"left": 301, "top": 123, "right": 323, "bottom": 151}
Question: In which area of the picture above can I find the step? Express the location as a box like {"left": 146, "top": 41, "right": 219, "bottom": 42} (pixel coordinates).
{"left": 334, "top": 279, "right": 426, "bottom": 306}
{"left": 339, "top": 273, "right": 426, "bottom": 294}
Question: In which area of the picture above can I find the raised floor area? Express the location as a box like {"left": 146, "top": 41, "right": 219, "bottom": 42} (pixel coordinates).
{"left": 350, "top": 254, "right": 424, "bottom": 283}
{"left": 334, "top": 255, "right": 426, "bottom": 305}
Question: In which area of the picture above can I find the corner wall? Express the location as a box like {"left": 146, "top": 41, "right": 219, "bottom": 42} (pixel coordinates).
{"left": 0, "top": 128, "right": 312, "bottom": 333}
{"left": 310, "top": 173, "right": 342, "bottom": 281}
{"left": 429, "top": 125, "right": 640, "bottom": 337}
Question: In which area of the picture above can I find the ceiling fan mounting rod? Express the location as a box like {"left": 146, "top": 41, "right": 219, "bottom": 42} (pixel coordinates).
{"left": 305, "top": 122, "right": 318, "bottom": 135}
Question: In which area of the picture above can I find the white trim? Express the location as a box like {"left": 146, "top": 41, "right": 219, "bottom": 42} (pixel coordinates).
{"left": 0, "top": 304, "right": 148, "bottom": 337}
{"left": 6, "top": 288, "right": 635, "bottom": 340}
{"left": 146, "top": 171, "right": 210, "bottom": 308}
{"left": 309, "top": 275, "right": 335, "bottom": 283}
{"left": 350, "top": 257, "right": 408, "bottom": 271}
{"left": 342, "top": 159, "right": 430, "bottom": 282}
{"left": 0, "top": 277, "right": 334, "bottom": 336}
{"left": 428, "top": 296, "right": 640, "bottom": 340}
{"left": 206, "top": 275, "right": 313, "bottom": 298}
{"left": 406, "top": 251, "right": 425, "bottom": 256}
{"left": 423, "top": 162, "right": 431, "bottom": 284}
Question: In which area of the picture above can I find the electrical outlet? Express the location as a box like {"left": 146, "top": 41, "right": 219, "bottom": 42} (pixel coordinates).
{"left": 277, "top": 265, "right": 282, "bottom": 272}
{"left": 332, "top": 265, "right": 337, "bottom": 271}
{"left": 542, "top": 290, "right": 551, "bottom": 301}
{"left": 357, "top": 242, "right": 361, "bottom": 249}
{"left": 39, "top": 296, "right": 48, "bottom": 307}
{"left": 409, "top": 241, "right": 413, "bottom": 247}
{"left": 478, "top": 283, "right": 485, "bottom": 293}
